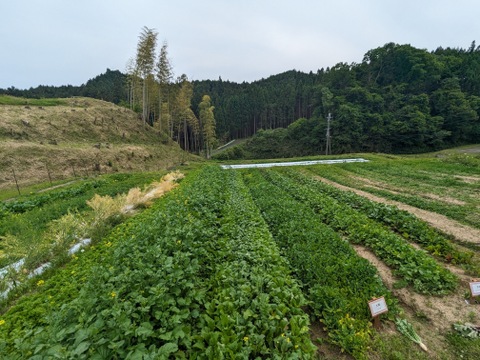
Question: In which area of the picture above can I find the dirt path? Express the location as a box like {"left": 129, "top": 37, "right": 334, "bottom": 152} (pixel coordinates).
{"left": 354, "top": 245, "right": 473, "bottom": 331}
{"left": 309, "top": 175, "right": 480, "bottom": 355}
{"left": 211, "top": 139, "right": 248, "bottom": 156}
{"left": 353, "top": 244, "right": 475, "bottom": 357}
{"left": 312, "top": 175, "right": 480, "bottom": 245}
{"left": 37, "top": 180, "right": 79, "bottom": 193}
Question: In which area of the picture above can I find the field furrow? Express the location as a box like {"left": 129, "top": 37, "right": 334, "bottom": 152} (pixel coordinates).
{"left": 283, "top": 169, "right": 474, "bottom": 268}
{"left": 0, "top": 166, "right": 315, "bottom": 359}
{"left": 261, "top": 169, "right": 458, "bottom": 295}
{"left": 243, "top": 169, "right": 398, "bottom": 359}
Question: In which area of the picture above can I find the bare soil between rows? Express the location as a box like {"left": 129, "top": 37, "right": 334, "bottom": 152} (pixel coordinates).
{"left": 353, "top": 244, "right": 471, "bottom": 357}
{"left": 310, "top": 175, "right": 480, "bottom": 357}
{"left": 312, "top": 175, "right": 480, "bottom": 245}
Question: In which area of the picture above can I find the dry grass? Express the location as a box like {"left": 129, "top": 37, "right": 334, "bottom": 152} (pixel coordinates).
{"left": 0, "top": 97, "right": 198, "bottom": 192}
{"left": 85, "top": 171, "right": 185, "bottom": 222}
{"left": 0, "top": 97, "right": 163, "bottom": 145}
{"left": 124, "top": 188, "right": 145, "bottom": 209}
{"left": 86, "top": 194, "right": 125, "bottom": 226}
{"left": 122, "top": 171, "right": 185, "bottom": 213}
{"left": 0, "top": 141, "right": 190, "bottom": 191}
{"left": 0, "top": 171, "right": 185, "bottom": 274}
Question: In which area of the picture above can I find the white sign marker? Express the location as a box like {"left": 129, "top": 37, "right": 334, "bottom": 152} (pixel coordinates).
{"left": 369, "top": 297, "right": 388, "bottom": 317}
{"left": 470, "top": 281, "right": 480, "bottom": 297}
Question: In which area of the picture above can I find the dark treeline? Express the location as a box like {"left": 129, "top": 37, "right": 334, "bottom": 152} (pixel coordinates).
{"left": 3, "top": 42, "right": 480, "bottom": 155}
{"left": 0, "top": 69, "right": 127, "bottom": 105}
{"left": 194, "top": 41, "right": 480, "bottom": 154}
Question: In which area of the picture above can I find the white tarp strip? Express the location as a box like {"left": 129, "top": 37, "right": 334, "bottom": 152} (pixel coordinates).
{"left": 1, "top": 238, "right": 92, "bottom": 299}
{"left": 220, "top": 158, "right": 369, "bottom": 169}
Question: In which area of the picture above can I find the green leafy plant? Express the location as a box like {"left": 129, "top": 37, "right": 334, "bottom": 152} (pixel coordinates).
{"left": 0, "top": 166, "right": 316, "bottom": 358}
{"left": 395, "top": 318, "right": 428, "bottom": 352}
{"left": 291, "top": 169, "right": 474, "bottom": 266}
{"left": 263, "top": 169, "right": 458, "bottom": 295}
{"left": 453, "top": 323, "right": 480, "bottom": 339}
{"left": 243, "top": 169, "right": 399, "bottom": 359}
{"left": 0, "top": 172, "right": 164, "bottom": 269}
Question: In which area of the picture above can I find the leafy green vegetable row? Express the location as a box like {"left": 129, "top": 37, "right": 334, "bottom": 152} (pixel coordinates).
{"left": 0, "top": 172, "right": 163, "bottom": 268}
{"left": 0, "top": 172, "right": 161, "bottom": 218}
{"left": 290, "top": 168, "right": 473, "bottom": 265}
{"left": 243, "top": 169, "right": 398, "bottom": 359}
{"left": 0, "top": 180, "right": 104, "bottom": 217}
{"left": 310, "top": 163, "right": 480, "bottom": 230}
{"left": 197, "top": 169, "right": 315, "bottom": 357}
{"left": 263, "top": 169, "right": 458, "bottom": 295}
{"left": 0, "top": 166, "right": 315, "bottom": 359}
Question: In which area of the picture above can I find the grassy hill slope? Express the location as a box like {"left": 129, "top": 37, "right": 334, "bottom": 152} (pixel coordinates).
{"left": 0, "top": 96, "right": 195, "bottom": 191}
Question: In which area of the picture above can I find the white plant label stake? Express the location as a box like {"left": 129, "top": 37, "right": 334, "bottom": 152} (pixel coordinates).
{"left": 369, "top": 296, "right": 388, "bottom": 329}
{"left": 469, "top": 279, "right": 480, "bottom": 303}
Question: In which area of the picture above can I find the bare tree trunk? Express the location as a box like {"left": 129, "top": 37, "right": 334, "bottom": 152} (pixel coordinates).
{"left": 158, "top": 91, "right": 162, "bottom": 131}
{"left": 142, "top": 80, "right": 147, "bottom": 127}
{"left": 183, "top": 117, "right": 188, "bottom": 151}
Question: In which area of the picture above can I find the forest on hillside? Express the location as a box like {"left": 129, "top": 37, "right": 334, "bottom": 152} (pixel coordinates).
{"left": 193, "top": 41, "right": 480, "bottom": 155}
{"left": 0, "top": 68, "right": 127, "bottom": 104}
{"left": 2, "top": 41, "right": 480, "bottom": 154}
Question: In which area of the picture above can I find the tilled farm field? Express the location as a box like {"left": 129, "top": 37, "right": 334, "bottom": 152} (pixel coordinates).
{"left": 0, "top": 154, "right": 479, "bottom": 359}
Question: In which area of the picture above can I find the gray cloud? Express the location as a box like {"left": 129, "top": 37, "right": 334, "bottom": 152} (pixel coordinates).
{"left": 1, "top": 0, "right": 478, "bottom": 88}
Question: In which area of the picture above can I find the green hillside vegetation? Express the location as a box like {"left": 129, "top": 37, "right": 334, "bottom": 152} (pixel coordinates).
{"left": 194, "top": 42, "right": 480, "bottom": 155}
{"left": 212, "top": 117, "right": 325, "bottom": 160}
{"left": 0, "top": 96, "right": 195, "bottom": 192}
{"left": 3, "top": 42, "right": 480, "bottom": 156}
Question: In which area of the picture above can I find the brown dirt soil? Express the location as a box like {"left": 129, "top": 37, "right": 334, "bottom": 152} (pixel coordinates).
{"left": 309, "top": 175, "right": 480, "bottom": 357}
{"left": 455, "top": 175, "right": 480, "bottom": 184}
{"left": 353, "top": 176, "right": 468, "bottom": 206}
{"left": 309, "top": 321, "right": 354, "bottom": 359}
{"left": 313, "top": 176, "right": 480, "bottom": 245}
{"left": 353, "top": 244, "right": 476, "bottom": 357}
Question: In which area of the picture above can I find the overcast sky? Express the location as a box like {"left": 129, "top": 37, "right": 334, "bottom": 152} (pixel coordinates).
{"left": 1, "top": 0, "right": 478, "bottom": 89}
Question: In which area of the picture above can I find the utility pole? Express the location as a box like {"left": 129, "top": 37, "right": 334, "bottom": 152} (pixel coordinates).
{"left": 325, "top": 112, "right": 332, "bottom": 155}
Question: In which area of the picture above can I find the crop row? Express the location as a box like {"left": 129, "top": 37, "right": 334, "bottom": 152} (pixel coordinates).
{"left": 0, "top": 172, "right": 161, "bottom": 218}
{"left": 243, "top": 169, "right": 398, "bottom": 358}
{"left": 289, "top": 169, "right": 473, "bottom": 266}
{"left": 263, "top": 169, "right": 458, "bottom": 295}
{"left": 0, "top": 172, "right": 163, "bottom": 268}
{"left": 309, "top": 161, "right": 480, "bottom": 230}
{"left": 0, "top": 166, "right": 315, "bottom": 358}
{"left": 0, "top": 180, "right": 105, "bottom": 217}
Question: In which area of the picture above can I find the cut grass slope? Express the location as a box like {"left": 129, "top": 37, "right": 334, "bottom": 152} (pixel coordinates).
{"left": 0, "top": 96, "right": 198, "bottom": 191}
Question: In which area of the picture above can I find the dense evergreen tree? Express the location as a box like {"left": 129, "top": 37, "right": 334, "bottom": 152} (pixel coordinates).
{"left": 82, "top": 69, "right": 126, "bottom": 103}
{"left": 199, "top": 41, "right": 480, "bottom": 155}
{"left": 199, "top": 95, "right": 216, "bottom": 158}
{"left": 3, "top": 40, "right": 479, "bottom": 155}
{"left": 0, "top": 69, "right": 125, "bottom": 104}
